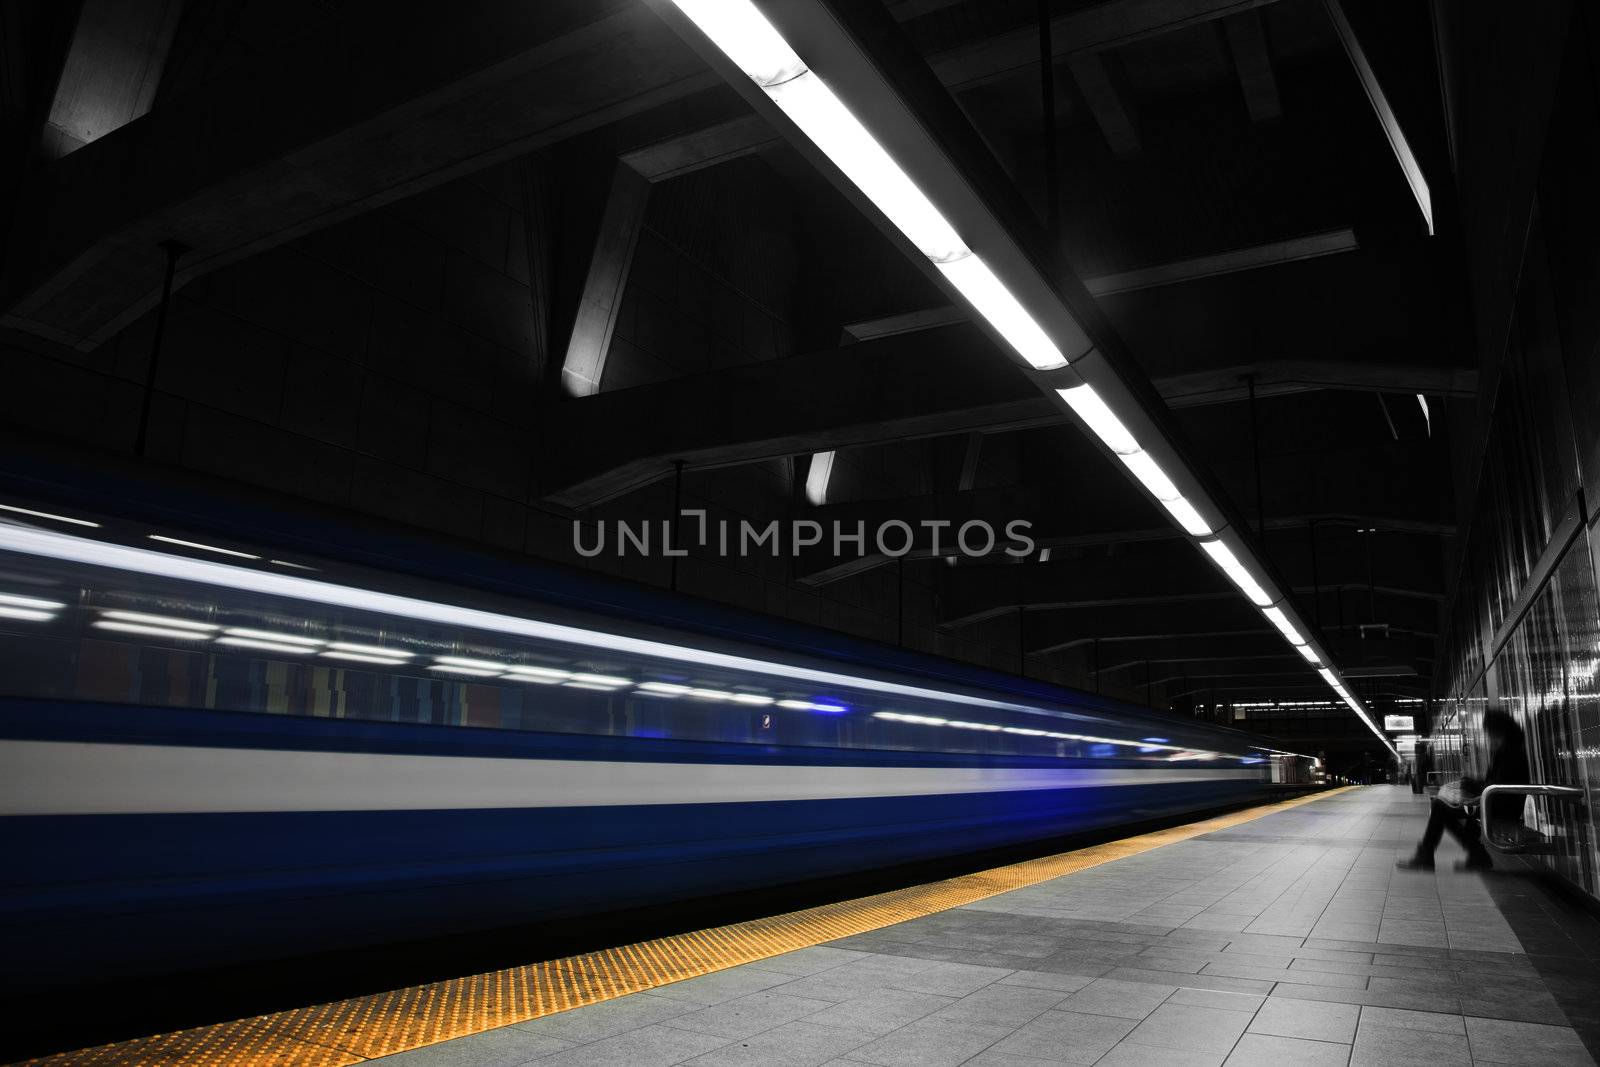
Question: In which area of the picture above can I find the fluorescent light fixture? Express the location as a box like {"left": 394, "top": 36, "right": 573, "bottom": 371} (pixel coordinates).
{"left": 216, "top": 636, "right": 316, "bottom": 655}
{"left": 765, "top": 72, "right": 967, "bottom": 263}
{"left": 936, "top": 255, "right": 1065, "bottom": 369}
{"left": 730, "top": 693, "right": 775, "bottom": 705}
{"left": 101, "top": 610, "right": 215, "bottom": 631}
{"left": 0, "top": 524, "right": 1106, "bottom": 722}
{"left": 148, "top": 535, "right": 259, "bottom": 560}
{"left": 0, "top": 605, "right": 56, "bottom": 622}
{"left": 570, "top": 673, "right": 630, "bottom": 686}
{"left": 564, "top": 680, "right": 625, "bottom": 691}
{"left": 1295, "top": 644, "right": 1321, "bottom": 665}
{"left": 92, "top": 619, "right": 210, "bottom": 639}
{"left": 327, "top": 641, "right": 413, "bottom": 657}
{"left": 1199, "top": 539, "right": 1271, "bottom": 606}
{"left": 1261, "top": 607, "right": 1305, "bottom": 645}
{"left": 688, "top": 688, "right": 735, "bottom": 700}
{"left": 667, "top": 0, "right": 804, "bottom": 86}
{"left": 637, "top": 681, "right": 691, "bottom": 694}
{"left": 1118, "top": 450, "right": 1180, "bottom": 501}
{"left": 270, "top": 559, "right": 317, "bottom": 571}
{"left": 1416, "top": 394, "right": 1430, "bottom": 435}
{"left": 777, "top": 698, "right": 846, "bottom": 712}
{"left": 504, "top": 665, "right": 571, "bottom": 681}
{"left": 805, "top": 451, "right": 835, "bottom": 506}
{"left": 322, "top": 650, "right": 409, "bottom": 666}
{"left": 223, "top": 627, "right": 321, "bottom": 646}
{"left": 1056, "top": 385, "right": 1138, "bottom": 454}
{"left": 435, "top": 656, "right": 505, "bottom": 671}
{"left": 0, "top": 592, "right": 66, "bottom": 610}
{"left": 1158, "top": 495, "right": 1212, "bottom": 537}
{"left": 428, "top": 664, "right": 499, "bottom": 677}
{"left": 1317, "top": 667, "right": 1339, "bottom": 686}
{"left": 0, "top": 503, "right": 100, "bottom": 527}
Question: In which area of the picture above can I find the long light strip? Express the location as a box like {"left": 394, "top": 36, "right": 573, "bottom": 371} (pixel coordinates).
{"left": 1057, "top": 385, "right": 1210, "bottom": 536}
{"left": 0, "top": 592, "right": 66, "bottom": 610}
{"left": 1261, "top": 607, "right": 1304, "bottom": 646}
{"left": 102, "top": 610, "right": 216, "bottom": 631}
{"left": 1198, "top": 539, "right": 1271, "bottom": 607}
{"left": 0, "top": 503, "right": 100, "bottom": 528}
{"left": 93, "top": 619, "right": 210, "bottom": 640}
{"left": 665, "top": 0, "right": 1069, "bottom": 371}
{"left": 0, "top": 525, "right": 1111, "bottom": 724}
{"left": 0, "top": 605, "right": 56, "bottom": 622}
{"left": 148, "top": 535, "right": 259, "bottom": 560}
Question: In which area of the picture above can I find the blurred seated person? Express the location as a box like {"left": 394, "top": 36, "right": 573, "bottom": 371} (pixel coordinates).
{"left": 1397, "top": 708, "right": 1527, "bottom": 871}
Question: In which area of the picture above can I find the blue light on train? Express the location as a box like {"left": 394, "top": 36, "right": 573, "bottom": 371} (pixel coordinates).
{"left": 1142, "top": 737, "right": 1170, "bottom": 743}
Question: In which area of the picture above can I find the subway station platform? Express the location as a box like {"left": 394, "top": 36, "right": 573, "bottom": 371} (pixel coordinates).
{"left": 38, "top": 787, "right": 1600, "bottom": 1067}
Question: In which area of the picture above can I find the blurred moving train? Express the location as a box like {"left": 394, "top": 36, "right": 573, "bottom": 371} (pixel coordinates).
{"left": 0, "top": 495, "right": 1315, "bottom": 992}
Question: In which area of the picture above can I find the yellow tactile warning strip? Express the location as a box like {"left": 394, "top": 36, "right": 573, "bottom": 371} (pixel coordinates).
{"left": 22, "top": 786, "right": 1356, "bottom": 1066}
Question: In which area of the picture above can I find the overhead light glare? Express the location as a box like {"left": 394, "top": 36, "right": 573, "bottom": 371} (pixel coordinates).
{"left": 1, "top": 592, "right": 67, "bottom": 610}
{"left": 1199, "top": 539, "right": 1271, "bottom": 606}
{"left": 322, "top": 650, "right": 409, "bottom": 666}
{"left": 428, "top": 664, "right": 500, "bottom": 677}
{"left": 436, "top": 655, "right": 505, "bottom": 671}
{"left": 328, "top": 641, "right": 413, "bottom": 657}
{"left": 1159, "top": 494, "right": 1212, "bottom": 537}
{"left": 0, "top": 503, "right": 100, "bottom": 528}
{"left": 805, "top": 450, "right": 835, "bottom": 507}
{"left": 224, "top": 627, "right": 321, "bottom": 646}
{"left": 1295, "top": 644, "right": 1321, "bottom": 665}
{"left": 149, "top": 535, "right": 259, "bottom": 560}
{"left": 101, "top": 610, "right": 215, "bottom": 631}
{"left": 1262, "top": 607, "right": 1305, "bottom": 645}
{"left": 217, "top": 636, "right": 316, "bottom": 655}
{"left": 936, "top": 255, "right": 1065, "bottom": 369}
{"left": 1118, "top": 450, "right": 1181, "bottom": 502}
{"left": 92, "top": 619, "right": 209, "bottom": 640}
{"left": 1317, "top": 667, "right": 1339, "bottom": 686}
{"left": 569, "top": 673, "right": 630, "bottom": 687}
{"left": 0, "top": 605, "right": 56, "bottom": 622}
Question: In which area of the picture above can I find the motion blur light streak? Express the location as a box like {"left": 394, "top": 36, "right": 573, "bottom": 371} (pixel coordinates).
{"left": 148, "top": 535, "right": 260, "bottom": 560}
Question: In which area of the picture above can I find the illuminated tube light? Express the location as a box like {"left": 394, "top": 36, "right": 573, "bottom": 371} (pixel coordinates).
{"left": 778, "top": 699, "right": 847, "bottom": 712}
{"left": 570, "top": 673, "right": 630, "bottom": 687}
{"left": 327, "top": 641, "right": 412, "bottom": 658}
{"left": 436, "top": 656, "right": 505, "bottom": 671}
{"left": 1199, "top": 539, "right": 1271, "bottom": 606}
{"left": 224, "top": 627, "right": 321, "bottom": 646}
{"left": 1262, "top": 607, "right": 1305, "bottom": 645}
{"left": 805, "top": 450, "right": 835, "bottom": 507}
{"left": 429, "top": 664, "right": 499, "bottom": 677}
{"left": 1295, "top": 644, "right": 1322, "bottom": 665}
{"left": 935, "top": 256, "right": 1065, "bottom": 369}
{"left": 1, "top": 592, "right": 66, "bottom": 610}
{"left": 504, "top": 665, "right": 571, "bottom": 681}
{"left": 323, "top": 650, "right": 409, "bottom": 666}
{"left": 93, "top": 619, "right": 210, "bottom": 640}
{"left": 0, "top": 524, "right": 1096, "bottom": 721}
{"left": 149, "top": 535, "right": 259, "bottom": 560}
{"left": 1317, "top": 667, "right": 1339, "bottom": 687}
{"left": 730, "top": 693, "right": 775, "bottom": 705}
{"left": 0, "top": 605, "right": 56, "bottom": 622}
{"left": 1057, "top": 384, "right": 1138, "bottom": 454}
{"left": 564, "top": 681, "right": 625, "bottom": 691}
{"left": 637, "top": 681, "right": 691, "bottom": 694}
{"left": 101, "top": 610, "right": 215, "bottom": 631}
{"left": 217, "top": 636, "right": 316, "bottom": 655}
{"left": 0, "top": 503, "right": 100, "bottom": 528}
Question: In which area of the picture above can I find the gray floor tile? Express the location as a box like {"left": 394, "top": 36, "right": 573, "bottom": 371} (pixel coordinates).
{"left": 1168, "top": 988, "right": 1266, "bottom": 1013}
{"left": 1124, "top": 1002, "right": 1252, "bottom": 1053}
{"left": 930, "top": 984, "right": 1071, "bottom": 1028}
{"left": 986, "top": 1009, "right": 1138, "bottom": 1064}
{"left": 680, "top": 1021, "right": 876, "bottom": 1066}
{"left": 766, "top": 947, "right": 875, "bottom": 975}
{"left": 1225, "top": 1034, "right": 1350, "bottom": 1067}
{"left": 510, "top": 994, "right": 691, "bottom": 1043}
{"left": 1357, "top": 1007, "right": 1464, "bottom": 1034}
{"left": 364, "top": 1027, "right": 574, "bottom": 1066}
{"left": 888, "top": 961, "right": 1012, "bottom": 997}
{"left": 999, "top": 970, "right": 1096, "bottom": 993}
{"left": 537, "top": 1024, "right": 732, "bottom": 1067}
{"left": 651, "top": 965, "right": 800, "bottom": 1005}
{"left": 1349, "top": 1023, "right": 1469, "bottom": 1067}
{"left": 1248, "top": 997, "right": 1360, "bottom": 1043}
{"left": 777, "top": 958, "right": 941, "bottom": 1002}
{"left": 1097, "top": 1043, "right": 1226, "bottom": 1067}
{"left": 1463, "top": 1017, "right": 1593, "bottom": 1067}
{"left": 1057, "top": 978, "right": 1176, "bottom": 1019}
{"left": 662, "top": 991, "right": 834, "bottom": 1039}
{"left": 1103, "top": 967, "right": 1276, "bottom": 996}
{"left": 848, "top": 1018, "right": 1015, "bottom": 1067}
{"left": 801, "top": 987, "right": 955, "bottom": 1035}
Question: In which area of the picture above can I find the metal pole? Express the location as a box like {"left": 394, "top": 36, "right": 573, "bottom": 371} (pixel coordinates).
{"left": 134, "top": 240, "right": 188, "bottom": 457}
{"left": 1247, "top": 375, "right": 1264, "bottom": 540}
{"left": 1037, "top": 0, "right": 1060, "bottom": 240}
{"left": 669, "top": 459, "right": 684, "bottom": 592}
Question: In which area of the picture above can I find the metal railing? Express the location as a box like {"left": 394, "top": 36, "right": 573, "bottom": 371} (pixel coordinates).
{"left": 1477, "top": 784, "right": 1586, "bottom": 854}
